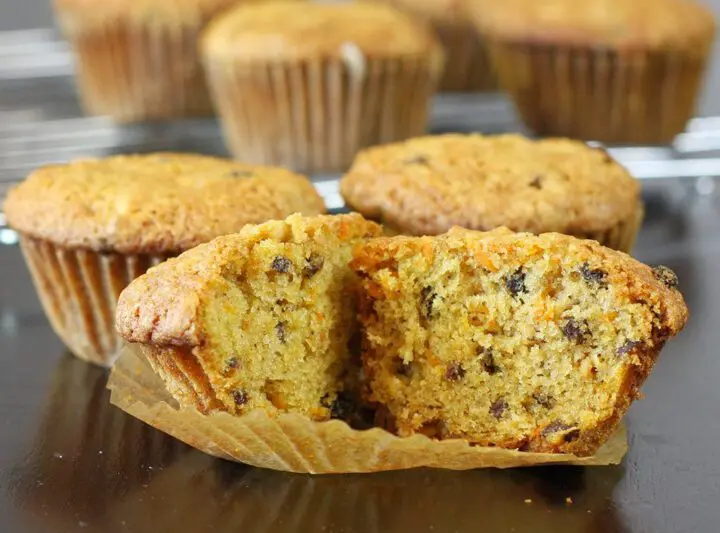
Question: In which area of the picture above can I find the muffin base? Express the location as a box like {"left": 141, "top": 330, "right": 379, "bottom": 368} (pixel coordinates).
{"left": 489, "top": 41, "right": 712, "bottom": 144}
{"left": 109, "top": 343, "right": 627, "bottom": 473}
{"left": 19, "top": 236, "right": 166, "bottom": 367}
{"left": 61, "top": 20, "right": 214, "bottom": 122}
{"left": 205, "top": 56, "right": 440, "bottom": 173}
{"left": 435, "top": 21, "right": 497, "bottom": 92}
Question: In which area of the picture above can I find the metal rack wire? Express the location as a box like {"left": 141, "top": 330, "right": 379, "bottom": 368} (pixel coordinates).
{"left": 2, "top": 29, "right": 719, "bottom": 245}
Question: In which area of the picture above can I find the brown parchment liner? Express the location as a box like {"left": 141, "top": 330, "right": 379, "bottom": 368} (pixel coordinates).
{"left": 488, "top": 40, "right": 713, "bottom": 144}
{"left": 18, "top": 235, "right": 167, "bottom": 367}
{"left": 583, "top": 201, "right": 644, "bottom": 254}
{"left": 204, "top": 56, "right": 440, "bottom": 173}
{"left": 108, "top": 344, "right": 627, "bottom": 474}
{"left": 57, "top": 17, "right": 215, "bottom": 122}
{"left": 434, "top": 21, "right": 497, "bottom": 92}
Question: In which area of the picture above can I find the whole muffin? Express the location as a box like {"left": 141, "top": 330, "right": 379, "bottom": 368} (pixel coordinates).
{"left": 340, "top": 134, "right": 642, "bottom": 251}
{"left": 201, "top": 1, "right": 444, "bottom": 172}
{"left": 378, "top": 0, "right": 496, "bottom": 91}
{"left": 52, "top": 0, "right": 284, "bottom": 122}
{"left": 468, "top": 0, "right": 716, "bottom": 144}
{"left": 3, "top": 153, "right": 325, "bottom": 366}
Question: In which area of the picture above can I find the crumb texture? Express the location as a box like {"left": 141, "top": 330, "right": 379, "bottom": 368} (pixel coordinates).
{"left": 352, "top": 228, "right": 687, "bottom": 455}
{"left": 116, "top": 213, "right": 382, "bottom": 420}
{"left": 340, "top": 134, "right": 641, "bottom": 237}
{"left": 4, "top": 153, "right": 325, "bottom": 254}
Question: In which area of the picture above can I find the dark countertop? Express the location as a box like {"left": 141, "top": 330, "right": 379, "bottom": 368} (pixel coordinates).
{"left": 1, "top": 181, "right": 719, "bottom": 533}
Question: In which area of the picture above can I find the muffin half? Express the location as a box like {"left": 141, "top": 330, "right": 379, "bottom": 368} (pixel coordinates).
{"left": 3, "top": 153, "right": 325, "bottom": 366}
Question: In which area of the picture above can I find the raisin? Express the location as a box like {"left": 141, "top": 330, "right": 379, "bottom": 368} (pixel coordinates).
{"left": 445, "top": 362, "right": 466, "bottom": 382}
{"left": 529, "top": 176, "right": 543, "bottom": 189}
{"left": 533, "top": 392, "right": 555, "bottom": 409}
{"left": 225, "top": 357, "right": 239, "bottom": 371}
{"left": 393, "top": 357, "right": 413, "bottom": 377}
{"left": 505, "top": 268, "right": 527, "bottom": 297}
{"left": 617, "top": 340, "right": 641, "bottom": 356}
{"left": 541, "top": 420, "right": 580, "bottom": 443}
{"left": 562, "top": 318, "right": 590, "bottom": 344}
{"left": 652, "top": 265, "right": 679, "bottom": 288}
{"left": 229, "top": 170, "right": 254, "bottom": 178}
{"left": 232, "top": 390, "right": 249, "bottom": 406}
{"left": 421, "top": 286, "right": 437, "bottom": 320}
{"left": 322, "top": 392, "right": 354, "bottom": 420}
{"left": 303, "top": 253, "right": 325, "bottom": 278}
{"left": 490, "top": 399, "right": 508, "bottom": 419}
{"left": 580, "top": 262, "right": 608, "bottom": 287}
{"left": 271, "top": 256, "right": 293, "bottom": 273}
{"left": 477, "top": 346, "right": 499, "bottom": 374}
{"left": 403, "top": 154, "right": 429, "bottom": 165}
{"left": 565, "top": 429, "right": 581, "bottom": 442}
{"left": 275, "top": 322, "right": 287, "bottom": 344}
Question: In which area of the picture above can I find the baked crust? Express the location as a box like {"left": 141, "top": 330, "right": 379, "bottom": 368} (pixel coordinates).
{"left": 4, "top": 153, "right": 325, "bottom": 255}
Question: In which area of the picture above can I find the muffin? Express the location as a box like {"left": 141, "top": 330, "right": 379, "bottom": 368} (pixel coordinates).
{"left": 351, "top": 227, "right": 688, "bottom": 456}
{"left": 378, "top": 0, "right": 496, "bottom": 91}
{"left": 201, "top": 1, "right": 444, "bottom": 172}
{"left": 3, "top": 153, "right": 325, "bottom": 366}
{"left": 52, "top": 0, "right": 274, "bottom": 122}
{"left": 468, "top": 0, "right": 716, "bottom": 144}
{"left": 116, "top": 214, "right": 383, "bottom": 420}
{"left": 341, "top": 134, "right": 643, "bottom": 251}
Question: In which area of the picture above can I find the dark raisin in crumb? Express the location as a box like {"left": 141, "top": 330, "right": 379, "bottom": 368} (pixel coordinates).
{"left": 477, "top": 346, "right": 499, "bottom": 374}
{"left": 403, "top": 154, "right": 429, "bottom": 165}
{"left": 490, "top": 399, "right": 508, "bottom": 419}
{"left": 652, "top": 265, "right": 679, "bottom": 288}
{"left": 505, "top": 268, "right": 527, "bottom": 297}
{"left": 303, "top": 253, "right": 325, "bottom": 278}
{"left": 580, "top": 262, "right": 608, "bottom": 287}
{"left": 564, "top": 429, "right": 581, "bottom": 442}
{"left": 393, "top": 357, "right": 412, "bottom": 377}
{"left": 421, "top": 286, "right": 437, "bottom": 319}
{"left": 562, "top": 318, "right": 590, "bottom": 344}
{"left": 232, "top": 390, "right": 249, "bottom": 406}
{"left": 542, "top": 420, "right": 576, "bottom": 436}
{"left": 225, "top": 357, "right": 239, "bottom": 371}
{"left": 445, "top": 362, "right": 466, "bottom": 382}
{"left": 271, "top": 256, "right": 293, "bottom": 273}
{"left": 322, "top": 392, "right": 354, "bottom": 420}
{"left": 229, "top": 170, "right": 254, "bottom": 178}
{"left": 529, "top": 176, "right": 543, "bottom": 189}
{"left": 533, "top": 392, "right": 555, "bottom": 409}
{"left": 617, "top": 340, "right": 642, "bottom": 356}
{"left": 275, "top": 322, "right": 287, "bottom": 344}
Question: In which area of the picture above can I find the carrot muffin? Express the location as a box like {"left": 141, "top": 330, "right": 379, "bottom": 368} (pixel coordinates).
{"left": 116, "top": 214, "right": 383, "bottom": 420}
{"left": 52, "top": 0, "right": 287, "bottom": 122}
{"left": 378, "top": 0, "right": 496, "bottom": 91}
{"left": 341, "top": 134, "right": 642, "bottom": 251}
{"left": 201, "top": 1, "right": 444, "bottom": 172}
{"left": 3, "top": 153, "right": 325, "bottom": 366}
{"left": 351, "top": 227, "right": 688, "bottom": 456}
{"left": 468, "top": 0, "right": 716, "bottom": 143}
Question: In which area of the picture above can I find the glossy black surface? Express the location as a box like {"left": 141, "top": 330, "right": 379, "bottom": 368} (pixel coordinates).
{"left": 0, "top": 181, "right": 719, "bottom": 533}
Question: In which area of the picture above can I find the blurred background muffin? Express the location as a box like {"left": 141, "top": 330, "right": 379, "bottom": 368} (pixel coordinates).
{"left": 52, "top": 0, "right": 282, "bottom": 122}
{"left": 375, "top": 0, "right": 497, "bottom": 92}
{"left": 201, "top": 0, "right": 444, "bottom": 172}
{"left": 469, "top": 0, "right": 716, "bottom": 144}
{"left": 3, "top": 153, "right": 325, "bottom": 366}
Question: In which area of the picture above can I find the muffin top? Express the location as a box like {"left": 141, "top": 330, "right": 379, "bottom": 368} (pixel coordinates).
{"left": 202, "top": 1, "right": 443, "bottom": 63}
{"left": 469, "top": 0, "right": 715, "bottom": 50}
{"left": 4, "top": 153, "right": 326, "bottom": 254}
{"left": 340, "top": 134, "right": 640, "bottom": 236}
{"left": 379, "top": 0, "right": 469, "bottom": 24}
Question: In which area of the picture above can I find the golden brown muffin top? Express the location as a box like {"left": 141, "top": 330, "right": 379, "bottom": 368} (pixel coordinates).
{"left": 375, "top": 0, "right": 468, "bottom": 23}
{"left": 116, "top": 213, "right": 383, "bottom": 346}
{"left": 468, "top": 0, "right": 715, "bottom": 50}
{"left": 340, "top": 134, "right": 640, "bottom": 236}
{"left": 202, "top": 1, "right": 443, "bottom": 62}
{"left": 4, "top": 153, "right": 326, "bottom": 254}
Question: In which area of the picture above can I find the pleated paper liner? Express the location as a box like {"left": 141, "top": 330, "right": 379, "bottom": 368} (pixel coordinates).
{"left": 488, "top": 40, "right": 713, "bottom": 144}
{"left": 204, "top": 55, "right": 441, "bottom": 173}
{"left": 584, "top": 203, "right": 644, "bottom": 254}
{"left": 435, "top": 21, "right": 497, "bottom": 92}
{"left": 19, "top": 235, "right": 167, "bottom": 367}
{"left": 58, "top": 17, "right": 215, "bottom": 121}
{"left": 108, "top": 343, "right": 627, "bottom": 474}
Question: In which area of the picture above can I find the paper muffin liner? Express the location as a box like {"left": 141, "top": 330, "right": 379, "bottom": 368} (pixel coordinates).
{"left": 435, "top": 21, "right": 497, "bottom": 92}
{"left": 19, "top": 235, "right": 167, "bottom": 367}
{"left": 12, "top": 354, "right": 187, "bottom": 529}
{"left": 108, "top": 343, "right": 627, "bottom": 474}
{"left": 57, "top": 15, "right": 215, "bottom": 122}
{"left": 582, "top": 202, "right": 644, "bottom": 254}
{"left": 204, "top": 56, "right": 440, "bottom": 172}
{"left": 488, "top": 41, "right": 713, "bottom": 144}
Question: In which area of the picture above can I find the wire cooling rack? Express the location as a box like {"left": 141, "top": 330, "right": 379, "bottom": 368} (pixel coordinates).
{"left": 2, "top": 28, "right": 720, "bottom": 245}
